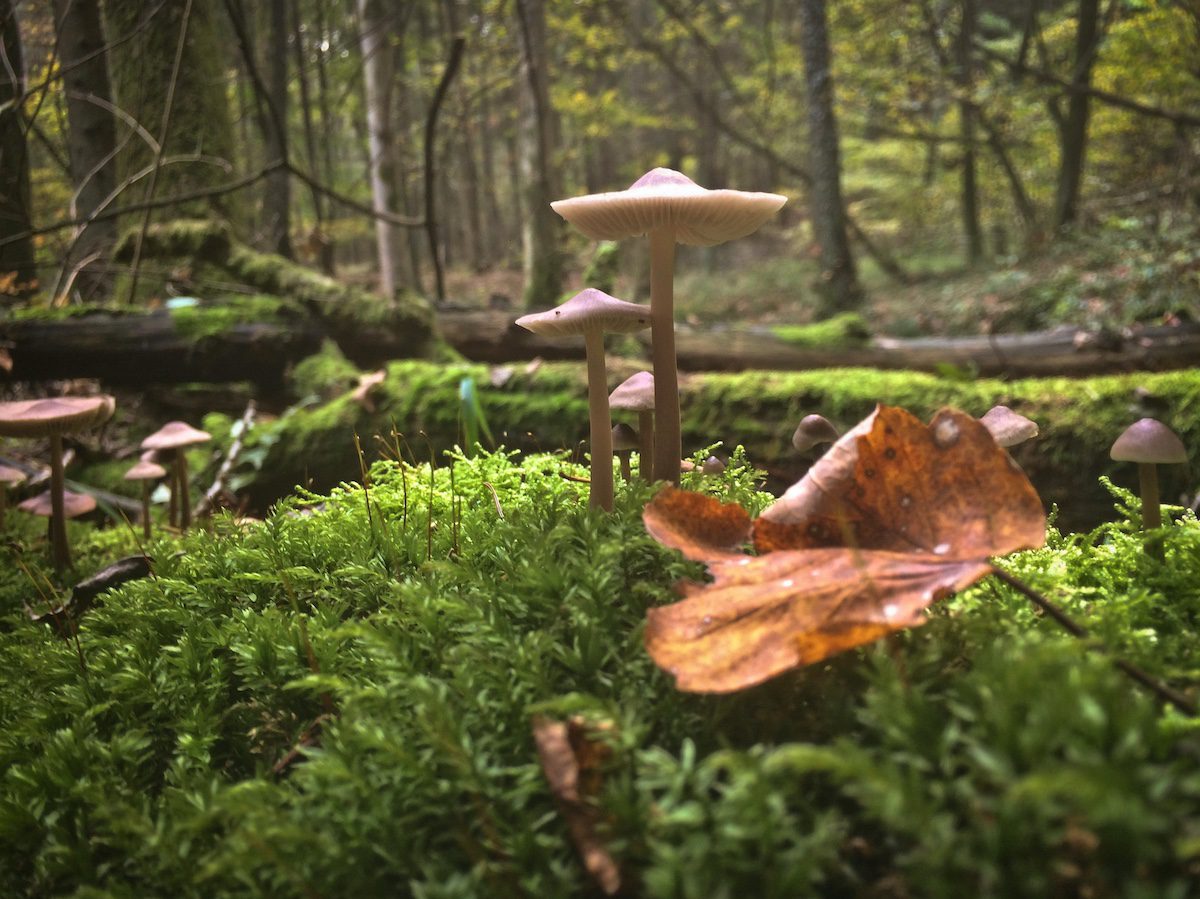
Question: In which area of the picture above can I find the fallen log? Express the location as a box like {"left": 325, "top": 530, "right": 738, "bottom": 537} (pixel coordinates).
{"left": 4, "top": 307, "right": 1199, "bottom": 384}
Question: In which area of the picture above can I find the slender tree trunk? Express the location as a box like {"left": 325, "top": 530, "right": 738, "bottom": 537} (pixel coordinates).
{"left": 357, "top": 0, "right": 404, "bottom": 301}
{"left": 0, "top": 0, "right": 35, "bottom": 301}
{"left": 263, "top": 0, "right": 292, "bottom": 257}
{"left": 291, "top": 0, "right": 334, "bottom": 274}
{"left": 51, "top": 0, "right": 118, "bottom": 301}
{"left": 1054, "top": 0, "right": 1101, "bottom": 230}
{"left": 958, "top": 0, "right": 983, "bottom": 264}
{"left": 514, "top": 0, "right": 563, "bottom": 309}
{"left": 797, "top": 0, "right": 860, "bottom": 315}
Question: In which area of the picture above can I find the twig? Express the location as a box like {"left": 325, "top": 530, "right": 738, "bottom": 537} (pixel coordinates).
{"left": 125, "top": 0, "right": 194, "bottom": 305}
{"left": 990, "top": 566, "right": 1196, "bottom": 715}
{"left": 195, "top": 399, "right": 256, "bottom": 518}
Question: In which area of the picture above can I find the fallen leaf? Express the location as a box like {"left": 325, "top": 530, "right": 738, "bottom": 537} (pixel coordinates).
{"left": 642, "top": 406, "right": 1046, "bottom": 693}
{"left": 349, "top": 369, "right": 387, "bottom": 412}
{"left": 533, "top": 715, "right": 621, "bottom": 895}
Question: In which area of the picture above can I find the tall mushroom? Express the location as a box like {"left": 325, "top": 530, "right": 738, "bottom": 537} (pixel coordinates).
{"left": 516, "top": 289, "right": 650, "bottom": 511}
{"left": 1110, "top": 418, "right": 1188, "bottom": 558}
{"left": 0, "top": 396, "right": 115, "bottom": 571}
{"left": 141, "top": 421, "right": 212, "bottom": 530}
{"left": 552, "top": 168, "right": 786, "bottom": 485}
{"left": 19, "top": 490, "right": 97, "bottom": 552}
{"left": 609, "top": 371, "right": 655, "bottom": 481}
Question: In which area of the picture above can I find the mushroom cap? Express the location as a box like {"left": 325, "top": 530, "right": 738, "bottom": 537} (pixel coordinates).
{"left": 792, "top": 414, "right": 840, "bottom": 452}
{"left": 979, "top": 405, "right": 1039, "bottom": 448}
{"left": 0, "top": 464, "right": 26, "bottom": 486}
{"left": 515, "top": 288, "right": 650, "bottom": 338}
{"left": 701, "top": 455, "right": 726, "bottom": 475}
{"left": 0, "top": 395, "right": 115, "bottom": 438}
{"left": 1110, "top": 418, "right": 1188, "bottom": 464}
{"left": 141, "top": 421, "right": 212, "bottom": 451}
{"left": 609, "top": 371, "right": 655, "bottom": 411}
{"left": 18, "top": 488, "right": 96, "bottom": 518}
{"left": 611, "top": 422, "right": 640, "bottom": 452}
{"left": 552, "top": 168, "right": 787, "bottom": 247}
{"left": 124, "top": 459, "right": 168, "bottom": 481}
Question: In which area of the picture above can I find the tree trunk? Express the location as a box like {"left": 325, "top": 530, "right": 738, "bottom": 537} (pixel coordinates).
{"left": 263, "top": 0, "right": 292, "bottom": 257}
{"left": 514, "top": 0, "right": 563, "bottom": 309}
{"left": 357, "top": 0, "right": 404, "bottom": 301}
{"left": 0, "top": 0, "right": 35, "bottom": 301}
{"left": 51, "top": 0, "right": 118, "bottom": 301}
{"left": 103, "top": 0, "right": 237, "bottom": 217}
{"left": 797, "top": 0, "right": 860, "bottom": 315}
{"left": 1054, "top": 0, "right": 1101, "bottom": 230}
{"left": 291, "top": 0, "right": 334, "bottom": 274}
{"left": 958, "top": 0, "right": 983, "bottom": 264}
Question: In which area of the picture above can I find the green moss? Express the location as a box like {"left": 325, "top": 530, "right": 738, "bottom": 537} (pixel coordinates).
{"left": 166, "top": 294, "right": 297, "bottom": 341}
{"left": 770, "top": 312, "right": 871, "bottom": 348}
{"left": 6, "top": 303, "right": 129, "bottom": 323}
{"left": 287, "top": 340, "right": 363, "bottom": 400}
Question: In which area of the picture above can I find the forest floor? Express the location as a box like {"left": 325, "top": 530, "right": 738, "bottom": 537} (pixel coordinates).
{"left": 438, "top": 213, "right": 1200, "bottom": 340}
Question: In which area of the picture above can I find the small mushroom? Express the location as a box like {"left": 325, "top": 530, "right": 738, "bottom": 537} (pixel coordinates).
{"left": 516, "top": 289, "right": 650, "bottom": 512}
{"left": 124, "top": 458, "right": 168, "bottom": 540}
{"left": 0, "top": 395, "right": 115, "bottom": 570}
{"left": 0, "top": 463, "right": 27, "bottom": 529}
{"left": 792, "top": 414, "right": 840, "bottom": 453}
{"left": 19, "top": 488, "right": 97, "bottom": 552}
{"left": 701, "top": 455, "right": 726, "bottom": 476}
{"left": 612, "top": 423, "right": 639, "bottom": 481}
{"left": 141, "top": 421, "right": 212, "bottom": 530}
{"left": 979, "top": 405, "right": 1038, "bottom": 448}
{"left": 1110, "top": 418, "right": 1188, "bottom": 558}
{"left": 609, "top": 371, "right": 655, "bottom": 481}
{"left": 553, "top": 168, "right": 786, "bottom": 485}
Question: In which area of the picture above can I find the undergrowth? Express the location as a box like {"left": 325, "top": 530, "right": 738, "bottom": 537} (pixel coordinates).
{"left": 1, "top": 449, "right": 1198, "bottom": 897}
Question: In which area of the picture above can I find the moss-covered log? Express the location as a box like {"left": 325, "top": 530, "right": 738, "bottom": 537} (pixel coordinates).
{"left": 243, "top": 358, "right": 1200, "bottom": 531}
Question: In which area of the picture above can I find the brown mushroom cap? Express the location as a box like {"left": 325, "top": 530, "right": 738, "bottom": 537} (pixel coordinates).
{"left": 0, "top": 464, "right": 26, "bottom": 486}
{"left": 124, "top": 459, "right": 168, "bottom": 481}
{"left": 141, "top": 421, "right": 212, "bottom": 452}
{"left": 612, "top": 422, "right": 640, "bottom": 452}
{"left": 1110, "top": 418, "right": 1188, "bottom": 464}
{"left": 515, "top": 288, "right": 650, "bottom": 338}
{"left": 0, "top": 396, "right": 115, "bottom": 438}
{"left": 18, "top": 488, "right": 96, "bottom": 518}
{"left": 551, "top": 168, "right": 787, "bottom": 247}
{"left": 609, "top": 371, "right": 655, "bottom": 411}
{"left": 792, "top": 414, "right": 840, "bottom": 452}
{"left": 979, "top": 405, "right": 1039, "bottom": 448}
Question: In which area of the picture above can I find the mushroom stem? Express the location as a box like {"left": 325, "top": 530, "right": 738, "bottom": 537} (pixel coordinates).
{"left": 1138, "top": 461, "right": 1163, "bottom": 559}
{"left": 167, "top": 450, "right": 179, "bottom": 528}
{"left": 584, "top": 329, "right": 614, "bottom": 511}
{"left": 177, "top": 451, "right": 191, "bottom": 530}
{"left": 617, "top": 451, "right": 632, "bottom": 481}
{"left": 141, "top": 480, "right": 152, "bottom": 541}
{"left": 637, "top": 410, "right": 655, "bottom": 481}
{"left": 583, "top": 331, "right": 615, "bottom": 511}
{"left": 49, "top": 434, "right": 70, "bottom": 571}
{"left": 649, "top": 226, "right": 680, "bottom": 485}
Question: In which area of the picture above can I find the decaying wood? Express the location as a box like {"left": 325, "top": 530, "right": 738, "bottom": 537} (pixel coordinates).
{"left": 4, "top": 308, "right": 1199, "bottom": 383}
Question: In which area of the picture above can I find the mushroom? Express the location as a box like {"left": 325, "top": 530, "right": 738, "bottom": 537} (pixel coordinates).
{"left": 612, "top": 423, "right": 639, "bottom": 481}
{"left": 1110, "top": 418, "right": 1188, "bottom": 558}
{"left": 0, "top": 396, "right": 115, "bottom": 570}
{"left": 553, "top": 168, "right": 786, "bottom": 485}
{"left": 516, "top": 289, "right": 650, "bottom": 511}
{"left": 609, "top": 371, "right": 655, "bottom": 481}
{"left": 141, "top": 421, "right": 212, "bottom": 530}
{"left": 792, "top": 414, "right": 840, "bottom": 453}
{"left": 124, "top": 458, "right": 168, "bottom": 540}
{"left": 18, "top": 488, "right": 97, "bottom": 558}
{"left": 0, "top": 463, "right": 26, "bottom": 529}
{"left": 701, "top": 455, "right": 726, "bottom": 476}
{"left": 979, "top": 405, "right": 1038, "bottom": 448}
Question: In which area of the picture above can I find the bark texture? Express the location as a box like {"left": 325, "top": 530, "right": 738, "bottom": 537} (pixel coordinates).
{"left": 0, "top": 0, "right": 35, "bottom": 300}
{"left": 1054, "top": 0, "right": 1101, "bottom": 230}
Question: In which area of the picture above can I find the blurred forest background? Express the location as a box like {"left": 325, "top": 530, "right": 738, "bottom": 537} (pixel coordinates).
{"left": 1, "top": 0, "right": 1198, "bottom": 338}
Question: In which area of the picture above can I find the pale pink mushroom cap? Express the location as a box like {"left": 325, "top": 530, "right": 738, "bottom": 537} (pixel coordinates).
{"left": 609, "top": 371, "right": 655, "bottom": 412}
{"left": 0, "top": 396, "right": 115, "bottom": 438}
{"left": 515, "top": 288, "right": 650, "bottom": 338}
{"left": 1110, "top": 418, "right": 1187, "bottom": 464}
{"left": 979, "top": 405, "right": 1039, "bottom": 448}
{"left": 124, "top": 459, "right": 168, "bottom": 481}
{"left": 19, "top": 488, "right": 96, "bottom": 518}
{"left": 551, "top": 168, "right": 787, "bottom": 247}
{"left": 0, "top": 464, "right": 26, "bottom": 486}
{"left": 141, "top": 421, "right": 212, "bottom": 452}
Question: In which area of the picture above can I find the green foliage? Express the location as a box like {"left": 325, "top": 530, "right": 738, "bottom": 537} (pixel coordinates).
{"left": 2, "top": 449, "right": 1199, "bottom": 895}
{"left": 771, "top": 312, "right": 871, "bottom": 348}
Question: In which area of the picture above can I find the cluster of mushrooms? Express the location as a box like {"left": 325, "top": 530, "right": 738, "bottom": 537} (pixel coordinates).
{"left": 0, "top": 393, "right": 211, "bottom": 571}
{"left": 518, "top": 168, "right": 787, "bottom": 511}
